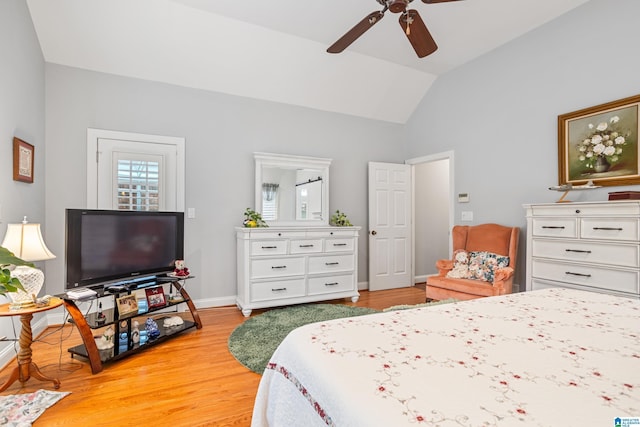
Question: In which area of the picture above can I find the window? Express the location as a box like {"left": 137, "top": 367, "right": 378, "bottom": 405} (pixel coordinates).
{"left": 117, "top": 159, "right": 160, "bottom": 211}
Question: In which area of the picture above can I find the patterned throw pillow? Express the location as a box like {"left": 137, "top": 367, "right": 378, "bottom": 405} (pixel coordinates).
{"left": 467, "top": 251, "right": 510, "bottom": 282}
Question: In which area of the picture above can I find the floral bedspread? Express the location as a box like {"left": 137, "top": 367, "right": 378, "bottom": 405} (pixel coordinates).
{"left": 251, "top": 288, "right": 640, "bottom": 426}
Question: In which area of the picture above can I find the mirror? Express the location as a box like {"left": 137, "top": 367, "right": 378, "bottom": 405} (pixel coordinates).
{"left": 255, "top": 152, "right": 331, "bottom": 226}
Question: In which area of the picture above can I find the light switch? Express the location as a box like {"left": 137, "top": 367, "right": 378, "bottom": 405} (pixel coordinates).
{"left": 458, "top": 193, "right": 470, "bottom": 203}
{"left": 187, "top": 208, "right": 196, "bottom": 219}
{"left": 461, "top": 211, "right": 473, "bottom": 221}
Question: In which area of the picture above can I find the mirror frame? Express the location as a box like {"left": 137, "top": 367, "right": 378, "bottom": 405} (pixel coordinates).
{"left": 254, "top": 152, "right": 332, "bottom": 227}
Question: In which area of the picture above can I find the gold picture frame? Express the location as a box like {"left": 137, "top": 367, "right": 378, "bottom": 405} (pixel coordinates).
{"left": 116, "top": 294, "right": 139, "bottom": 317}
{"left": 13, "top": 137, "right": 34, "bottom": 183}
{"left": 558, "top": 94, "right": 640, "bottom": 187}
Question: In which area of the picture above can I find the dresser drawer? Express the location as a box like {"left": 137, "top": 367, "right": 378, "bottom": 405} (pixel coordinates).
{"left": 530, "top": 202, "right": 640, "bottom": 217}
{"left": 251, "top": 257, "right": 305, "bottom": 279}
{"left": 531, "top": 259, "right": 639, "bottom": 294}
{"left": 308, "top": 274, "right": 354, "bottom": 295}
{"left": 290, "top": 239, "right": 323, "bottom": 254}
{"left": 325, "top": 238, "right": 355, "bottom": 253}
{"left": 308, "top": 254, "right": 354, "bottom": 274}
{"left": 250, "top": 240, "right": 287, "bottom": 256}
{"left": 530, "top": 278, "right": 639, "bottom": 298}
{"left": 248, "top": 230, "right": 306, "bottom": 239}
{"left": 580, "top": 218, "right": 639, "bottom": 242}
{"left": 306, "top": 230, "right": 357, "bottom": 238}
{"left": 532, "top": 239, "right": 639, "bottom": 268}
{"left": 531, "top": 218, "right": 577, "bottom": 238}
{"left": 250, "top": 278, "right": 306, "bottom": 302}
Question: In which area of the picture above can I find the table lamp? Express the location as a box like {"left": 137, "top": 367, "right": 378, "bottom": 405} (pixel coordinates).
{"left": 1, "top": 217, "right": 56, "bottom": 305}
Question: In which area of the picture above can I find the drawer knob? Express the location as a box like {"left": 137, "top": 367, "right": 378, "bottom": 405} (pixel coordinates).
{"left": 565, "top": 271, "right": 592, "bottom": 278}
{"left": 325, "top": 282, "right": 339, "bottom": 286}
{"left": 299, "top": 244, "right": 314, "bottom": 248}
{"left": 542, "top": 226, "right": 565, "bottom": 229}
{"left": 333, "top": 243, "right": 347, "bottom": 246}
{"left": 592, "top": 227, "right": 623, "bottom": 231}
{"left": 271, "top": 287, "right": 287, "bottom": 292}
{"left": 565, "top": 249, "right": 592, "bottom": 254}
{"left": 261, "top": 246, "right": 278, "bottom": 249}
{"left": 271, "top": 265, "right": 287, "bottom": 269}
{"left": 575, "top": 209, "right": 581, "bottom": 214}
{"left": 325, "top": 262, "right": 340, "bottom": 266}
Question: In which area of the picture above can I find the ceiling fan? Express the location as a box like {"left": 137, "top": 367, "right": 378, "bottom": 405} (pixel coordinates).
{"left": 327, "top": 0, "right": 463, "bottom": 58}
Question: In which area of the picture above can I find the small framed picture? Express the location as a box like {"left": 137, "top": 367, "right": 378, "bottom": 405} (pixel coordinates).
{"left": 13, "top": 137, "right": 34, "bottom": 183}
{"left": 145, "top": 286, "right": 166, "bottom": 309}
{"left": 116, "top": 294, "right": 139, "bottom": 317}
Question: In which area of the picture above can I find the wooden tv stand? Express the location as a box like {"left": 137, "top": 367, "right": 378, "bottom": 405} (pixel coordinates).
{"left": 62, "top": 276, "right": 201, "bottom": 374}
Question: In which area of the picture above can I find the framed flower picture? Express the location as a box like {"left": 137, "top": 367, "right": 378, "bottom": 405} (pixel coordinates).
{"left": 558, "top": 94, "right": 640, "bottom": 186}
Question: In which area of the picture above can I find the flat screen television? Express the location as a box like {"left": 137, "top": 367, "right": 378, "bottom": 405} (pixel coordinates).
{"left": 65, "top": 209, "right": 184, "bottom": 289}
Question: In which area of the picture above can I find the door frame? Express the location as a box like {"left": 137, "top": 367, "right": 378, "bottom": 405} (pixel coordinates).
{"left": 86, "top": 128, "right": 186, "bottom": 211}
{"left": 405, "top": 150, "right": 455, "bottom": 284}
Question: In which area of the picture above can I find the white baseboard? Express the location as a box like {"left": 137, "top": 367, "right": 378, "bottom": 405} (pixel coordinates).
{"left": 414, "top": 274, "right": 428, "bottom": 284}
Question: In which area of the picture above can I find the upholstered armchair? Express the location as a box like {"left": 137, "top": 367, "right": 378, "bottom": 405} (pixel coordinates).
{"left": 426, "top": 223, "right": 519, "bottom": 301}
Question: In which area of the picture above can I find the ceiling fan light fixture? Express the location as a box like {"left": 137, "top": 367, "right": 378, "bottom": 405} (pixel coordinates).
{"left": 388, "top": 0, "right": 409, "bottom": 13}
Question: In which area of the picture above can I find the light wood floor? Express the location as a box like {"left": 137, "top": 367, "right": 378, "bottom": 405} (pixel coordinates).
{"left": 0, "top": 285, "right": 427, "bottom": 426}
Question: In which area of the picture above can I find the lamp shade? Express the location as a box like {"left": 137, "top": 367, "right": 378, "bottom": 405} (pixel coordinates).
{"left": 2, "top": 220, "right": 55, "bottom": 305}
{"left": 1, "top": 222, "right": 55, "bottom": 262}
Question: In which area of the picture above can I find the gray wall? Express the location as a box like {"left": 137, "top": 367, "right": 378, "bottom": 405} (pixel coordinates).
{"left": 2, "top": 0, "right": 640, "bottom": 355}
{"left": 0, "top": 0, "right": 46, "bottom": 363}
{"left": 405, "top": 0, "right": 640, "bottom": 286}
{"left": 43, "top": 65, "right": 405, "bottom": 303}
{"left": 414, "top": 159, "right": 450, "bottom": 280}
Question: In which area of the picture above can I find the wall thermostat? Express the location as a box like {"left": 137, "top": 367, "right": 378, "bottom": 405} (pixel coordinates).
{"left": 458, "top": 193, "right": 470, "bottom": 203}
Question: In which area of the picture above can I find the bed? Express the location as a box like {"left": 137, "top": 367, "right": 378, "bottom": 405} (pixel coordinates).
{"left": 251, "top": 288, "right": 640, "bottom": 426}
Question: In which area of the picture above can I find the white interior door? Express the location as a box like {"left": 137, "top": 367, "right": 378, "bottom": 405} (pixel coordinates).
{"left": 87, "top": 129, "right": 185, "bottom": 211}
{"left": 368, "top": 162, "right": 412, "bottom": 291}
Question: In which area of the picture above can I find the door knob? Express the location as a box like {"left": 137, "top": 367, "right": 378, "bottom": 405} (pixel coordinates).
{"left": 371, "top": 230, "right": 377, "bottom": 235}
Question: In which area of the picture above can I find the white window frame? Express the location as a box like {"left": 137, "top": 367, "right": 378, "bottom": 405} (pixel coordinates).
{"left": 87, "top": 128, "right": 185, "bottom": 211}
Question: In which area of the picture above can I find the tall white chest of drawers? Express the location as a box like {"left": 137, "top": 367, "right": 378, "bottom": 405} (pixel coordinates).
{"left": 524, "top": 201, "right": 640, "bottom": 299}
{"left": 236, "top": 226, "right": 361, "bottom": 316}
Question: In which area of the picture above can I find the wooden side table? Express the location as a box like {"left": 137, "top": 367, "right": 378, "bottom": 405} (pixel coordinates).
{"left": 0, "top": 297, "right": 64, "bottom": 392}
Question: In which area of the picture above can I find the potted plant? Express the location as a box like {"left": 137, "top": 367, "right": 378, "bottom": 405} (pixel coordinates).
{"left": 330, "top": 210, "right": 353, "bottom": 227}
{"left": 0, "top": 246, "right": 31, "bottom": 299}
{"left": 243, "top": 208, "right": 268, "bottom": 228}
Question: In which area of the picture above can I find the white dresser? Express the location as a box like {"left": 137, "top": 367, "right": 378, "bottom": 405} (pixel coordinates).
{"left": 524, "top": 201, "right": 640, "bottom": 299}
{"left": 236, "top": 226, "right": 361, "bottom": 316}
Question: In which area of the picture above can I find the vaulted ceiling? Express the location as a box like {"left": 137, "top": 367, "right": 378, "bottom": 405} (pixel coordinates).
{"left": 26, "top": 0, "right": 590, "bottom": 123}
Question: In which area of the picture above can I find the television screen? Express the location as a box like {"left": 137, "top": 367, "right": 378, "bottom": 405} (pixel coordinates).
{"left": 65, "top": 209, "right": 184, "bottom": 289}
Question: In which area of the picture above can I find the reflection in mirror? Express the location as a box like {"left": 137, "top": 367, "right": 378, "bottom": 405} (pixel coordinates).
{"left": 255, "top": 153, "right": 331, "bottom": 226}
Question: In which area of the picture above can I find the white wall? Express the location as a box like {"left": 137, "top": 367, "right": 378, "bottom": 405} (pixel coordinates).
{"left": 0, "top": 0, "right": 46, "bottom": 367}
{"left": 404, "top": 0, "right": 640, "bottom": 286}
{"left": 43, "top": 64, "right": 406, "bottom": 305}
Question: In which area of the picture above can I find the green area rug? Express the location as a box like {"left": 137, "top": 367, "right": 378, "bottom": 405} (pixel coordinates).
{"left": 228, "top": 304, "right": 377, "bottom": 374}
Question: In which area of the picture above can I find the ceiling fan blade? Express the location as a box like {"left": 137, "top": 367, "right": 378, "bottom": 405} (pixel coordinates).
{"left": 422, "top": 0, "right": 464, "bottom": 3}
{"left": 399, "top": 10, "right": 437, "bottom": 58}
{"left": 327, "top": 11, "right": 384, "bottom": 54}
